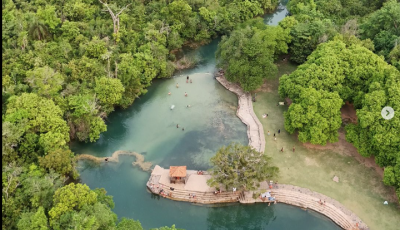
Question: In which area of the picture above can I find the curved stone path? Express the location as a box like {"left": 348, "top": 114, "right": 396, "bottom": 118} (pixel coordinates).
{"left": 214, "top": 75, "right": 368, "bottom": 230}
{"left": 216, "top": 75, "right": 265, "bottom": 152}
{"left": 242, "top": 183, "right": 369, "bottom": 230}
{"left": 147, "top": 165, "right": 368, "bottom": 230}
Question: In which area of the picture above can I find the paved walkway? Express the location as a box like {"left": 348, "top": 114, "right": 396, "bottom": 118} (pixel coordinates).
{"left": 216, "top": 75, "right": 265, "bottom": 153}
{"left": 147, "top": 165, "right": 368, "bottom": 230}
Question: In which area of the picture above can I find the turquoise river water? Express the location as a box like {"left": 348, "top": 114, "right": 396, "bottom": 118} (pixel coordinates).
{"left": 72, "top": 1, "right": 341, "bottom": 229}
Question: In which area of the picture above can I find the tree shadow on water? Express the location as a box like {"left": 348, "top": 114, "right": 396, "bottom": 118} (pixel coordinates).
{"left": 206, "top": 203, "right": 276, "bottom": 230}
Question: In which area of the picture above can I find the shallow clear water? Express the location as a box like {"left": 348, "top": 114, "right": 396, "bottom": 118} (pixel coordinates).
{"left": 72, "top": 1, "right": 341, "bottom": 229}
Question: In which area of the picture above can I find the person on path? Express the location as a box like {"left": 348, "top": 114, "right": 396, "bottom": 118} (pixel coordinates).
{"left": 177, "top": 124, "right": 179, "bottom": 128}
{"left": 267, "top": 131, "right": 270, "bottom": 136}
{"left": 185, "top": 92, "right": 188, "bottom": 97}
{"left": 176, "top": 83, "right": 179, "bottom": 88}
{"left": 273, "top": 133, "right": 275, "bottom": 137}
{"left": 278, "top": 129, "right": 281, "bottom": 134}
{"left": 190, "top": 79, "right": 192, "bottom": 83}
{"left": 293, "top": 146, "right": 295, "bottom": 152}
{"left": 182, "top": 128, "right": 184, "bottom": 131}
{"left": 186, "top": 79, "right": 188, "bottom": 83}
{"left": 274, "top": 137, "right": 276, "bottom": 141}
{"left": 168, "top": 92, "right": 171, "bottom": 95}
{"left": 280, "top": 147, "right": 283, "bottom": 152}
{"left": 187, "top": 76, "right": 189, "bottom": 80}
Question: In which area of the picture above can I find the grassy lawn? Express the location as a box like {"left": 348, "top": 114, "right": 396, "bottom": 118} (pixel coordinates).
{"left": 253, "top": 61, "right": 400, "bottom": 230}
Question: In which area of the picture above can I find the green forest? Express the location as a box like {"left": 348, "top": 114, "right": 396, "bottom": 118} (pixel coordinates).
{"left": 2, "top": 0, "right": 282, "bottom": 229}
{"left": 216, "top": 0, "right": 400, "bottom": 202}
{"left": 2, "top": 0, "right": 400, "bottom": 229}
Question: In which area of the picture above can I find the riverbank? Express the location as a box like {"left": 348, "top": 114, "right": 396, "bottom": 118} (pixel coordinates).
{"left": 215, "top": 75, "right": 265, "bottom": 153}
{"left": 147, "top": 165, "right": 367, "bottom": 230}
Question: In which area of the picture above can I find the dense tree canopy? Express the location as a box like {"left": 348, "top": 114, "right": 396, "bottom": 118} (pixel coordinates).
{"left": 3, "top": 0, "right": 285, "bottom": 228}
{"left": 207, "top": 143, "right": 279, "bottom": 191}
{"left": 216, "top": 18, "right": 291, "bottom": 91}
{"left": 360, "top": 0, "right": 400, "bottom": 60}
{"left": 279, "top": 39, "right": 400, "bottom": 200}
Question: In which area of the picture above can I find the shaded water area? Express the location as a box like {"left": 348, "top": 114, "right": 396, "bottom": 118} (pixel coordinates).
{"left": 72, "top": 1, "right": 340, "bottom": 229}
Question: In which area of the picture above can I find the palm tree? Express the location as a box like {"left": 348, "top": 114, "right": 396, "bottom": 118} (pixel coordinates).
{"left": 28, "top": 17, "right": 49, "bottom": 40}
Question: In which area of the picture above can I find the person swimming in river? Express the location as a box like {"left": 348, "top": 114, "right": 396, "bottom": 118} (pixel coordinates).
{"left": 176, "top": 83, "right": 179, "bottom": 88}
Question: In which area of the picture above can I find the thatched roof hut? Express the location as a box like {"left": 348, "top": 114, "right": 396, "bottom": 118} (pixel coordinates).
{"left": 169, "top": 166, "right": 187, "bottom": 184}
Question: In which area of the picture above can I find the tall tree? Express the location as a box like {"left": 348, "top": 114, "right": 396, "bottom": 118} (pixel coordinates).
{"left": 98, "top": 0, "right": 131, "bottom": 42}
{"left": 207, "top": 143, "right": 279, "bottom": 191}
{"left": 216, "top": 18, "right": 290, "bottom": 91}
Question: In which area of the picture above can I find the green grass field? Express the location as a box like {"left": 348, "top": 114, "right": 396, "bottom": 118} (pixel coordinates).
{"left": 253, "top": 61, "right": 400, "bottom": 230}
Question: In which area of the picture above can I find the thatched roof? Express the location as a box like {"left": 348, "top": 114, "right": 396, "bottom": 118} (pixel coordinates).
{"left": 169, "top": 166, "right": 187, "bottom": 177}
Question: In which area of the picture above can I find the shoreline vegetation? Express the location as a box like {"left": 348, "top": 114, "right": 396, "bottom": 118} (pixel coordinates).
{"left": 172, "top": 54, "right": 201, "bottom": 70}
{"left": 3, "top": 0, "right": 400, "bottom": 229}
{"left": 3, "top": 0, "right": 282, "bottom": 228}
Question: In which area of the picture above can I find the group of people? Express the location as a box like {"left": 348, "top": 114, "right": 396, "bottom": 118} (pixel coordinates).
{"left": 318, "top": 199, "right": 326, "bottom": 205}
{"left": 266, "top": 129, "right": 297, "bottom": 152}
{"left": 196, "top": 170, "right": 204, "bottom": 175}
{"left": 169, "top": 76, "right": 193, "bottom": 96}
{"left": 267, "top": 129, "right": 280, "bottom": 142}
{"left": 186, "top": 75, "right": 193, "bottom": 83}
{"left": 176, "top": 124, "right": 184, "bottom": 131}
{"left": 170, "top": 76, "right": 195, "bottom": 131}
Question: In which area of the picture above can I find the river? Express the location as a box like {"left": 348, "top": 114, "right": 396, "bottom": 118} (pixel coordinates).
{"left": 72, "top": 1, "right": 341, "bottom": 229}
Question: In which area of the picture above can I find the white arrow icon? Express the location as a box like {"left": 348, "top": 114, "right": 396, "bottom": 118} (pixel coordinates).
{"left": 381, "top": 106, "right": 394, "bottom": 120}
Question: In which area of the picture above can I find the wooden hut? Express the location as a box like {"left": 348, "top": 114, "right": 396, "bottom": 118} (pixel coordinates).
{"left": 169, "top": 166, "right": 187, "bottom": 184}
